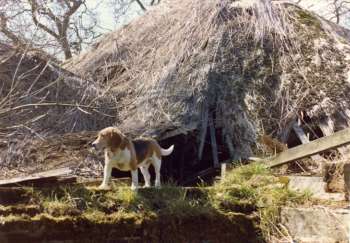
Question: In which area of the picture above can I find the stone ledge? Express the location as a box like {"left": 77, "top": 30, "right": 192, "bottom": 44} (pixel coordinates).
{"left": 281, "top": 207, "right": 350, "bottom": 243}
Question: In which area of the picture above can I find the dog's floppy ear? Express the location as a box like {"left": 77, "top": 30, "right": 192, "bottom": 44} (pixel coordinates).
{"left": 108, "top": 129, "right": 123, "bottom": 151}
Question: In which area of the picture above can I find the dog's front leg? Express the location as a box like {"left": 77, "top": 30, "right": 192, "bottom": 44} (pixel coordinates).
{"left": 131, "top": 169, "right": 139, "bottom": 190}
{"left": 99, "top": 161, "right": 112, "bottom": 190}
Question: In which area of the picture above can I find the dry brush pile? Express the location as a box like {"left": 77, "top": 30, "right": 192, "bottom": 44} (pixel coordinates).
{"left": 0, "top": 44, "right": 117, "bottom": 178}
{"left": 0, "top": 44, "right": 117, "bottom": 136}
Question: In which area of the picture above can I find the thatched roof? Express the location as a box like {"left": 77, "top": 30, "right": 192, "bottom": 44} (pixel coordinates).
{"left": 65, "top": 0, "right": 350, "bottom": 159}
{"left": 0, "top": 43, "right": 117, "bottom": 138}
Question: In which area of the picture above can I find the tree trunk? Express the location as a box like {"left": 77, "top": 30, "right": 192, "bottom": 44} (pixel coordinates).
{"left": 61, "top": 37, "right": 72, "bottom": 59}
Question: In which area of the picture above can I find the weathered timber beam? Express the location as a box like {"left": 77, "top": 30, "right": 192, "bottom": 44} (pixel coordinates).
{"left": 344, "top": 163, "right": 350, "bottom": 201}
{"left": 209, "top": 114, "right": 219, "bottom": 168}
{"left": 267, "top": 128, "right": 350, "bottom": 168}
{"left": 224, "top": 130, "right": 235, "bottom": 159}
{"left": 221, "top": 163, "right": 227, "bottom": 179}
{"left": 0, "top": 167, "right": 73, "bottom": 187}
{"left": 198, "top": 108, "right": 208, "bottom": 161}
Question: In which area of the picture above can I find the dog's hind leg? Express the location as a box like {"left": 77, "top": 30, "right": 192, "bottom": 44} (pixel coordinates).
{"left": 153, "top": 157, "right": 162, "bottom": 188}
{"left": 140, "top": 164, "right": 151, "bottom": 188}
{"left": 131, "top": 169, "right": 139, "bottom": 190}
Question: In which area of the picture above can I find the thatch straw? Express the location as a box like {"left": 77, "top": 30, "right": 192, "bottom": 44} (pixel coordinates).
{"left": 66, "top": 0, "right": 350, "bottom": 158}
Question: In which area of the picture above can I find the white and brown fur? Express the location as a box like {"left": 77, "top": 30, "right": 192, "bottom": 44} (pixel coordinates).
{"left": 91, "top": 127, "right": 174, "bottom": 190}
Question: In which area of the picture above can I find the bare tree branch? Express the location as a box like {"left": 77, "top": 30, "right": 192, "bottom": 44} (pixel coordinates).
{"left": 29, "top": 0, "right": 60, "bottom": 39}
{"left": 0, "top": 13, "right": 25, "bottom": 47}
{"left": 294, "top": 0, "right": 350, "bottom": 26}
{"left": 110, "top": 0, "right": 161, "bottom": 25}
{"left": 0, "top": 0, "right": 100, "bottom": 60}
{"left": 135, "top": 0, "right": 147, "bottom": 11}
{"left": 150, "top": 0, "right": 160, "bottom": 6}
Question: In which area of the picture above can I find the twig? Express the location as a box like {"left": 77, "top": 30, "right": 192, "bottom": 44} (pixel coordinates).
{"left": 0, "top": 102, "right": 117, "bottom": 115}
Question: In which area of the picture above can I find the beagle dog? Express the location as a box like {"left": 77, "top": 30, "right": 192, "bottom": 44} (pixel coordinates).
{"left": 91, "top": 127, "right": 174, "bottom": 190}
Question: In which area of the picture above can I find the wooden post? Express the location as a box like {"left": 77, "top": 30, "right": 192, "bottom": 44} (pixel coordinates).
{"left": 221, "top": 163, "right": 227, "bottom": 179}
{"left": 334, "top": 111, "right": 350, "bottom": 158}
{"left": 344, "top": 163, "right": 350, "bottom": 201}
{"left": 209, "top": 113, "right": 219, "bottom": 168}
{"left": 319, "top": 117, "right": 348, "bottom": 157}
{"left": 198, "top": 109, "right": 208, "bottom": 161}
{"left": 292, "top": 122, "right": 324, "bottom": 169}
{"left": 224, "top": 130, "right": 235, "bottom": 159}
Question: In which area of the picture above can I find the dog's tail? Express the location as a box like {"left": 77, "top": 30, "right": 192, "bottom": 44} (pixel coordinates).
{"left": 160, "top": 145, "right": 174, "bottom": 156}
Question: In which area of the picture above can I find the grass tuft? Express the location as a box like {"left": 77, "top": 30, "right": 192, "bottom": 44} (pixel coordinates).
{"left": 211, "top": 163, "right": 311, "bottom": 240}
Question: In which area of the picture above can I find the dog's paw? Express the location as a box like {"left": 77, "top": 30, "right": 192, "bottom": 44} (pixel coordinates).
{"left": 131, "top": 185, "right": 139, "bottom": 191}
{"left": 143, "top": 184, "right": 151, "bottom": 188}
{"left": 98, "top": 184, "right": 111, "bottom": 190}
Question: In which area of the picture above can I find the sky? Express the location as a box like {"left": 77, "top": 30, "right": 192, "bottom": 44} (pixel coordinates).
{"left": 292, "top": 0, "right": 350, "bottom": 27}
{"left": 86, "top": 0, "right": 350, "bottom": 34}
{"left": 296, "top": 0, "right": 333, "bottom": 17}
{"left": 87, "top": 1, "right": 116, "bottom": 31}
{"left": 86, "top": 0, "right": 145, "bottom": 32}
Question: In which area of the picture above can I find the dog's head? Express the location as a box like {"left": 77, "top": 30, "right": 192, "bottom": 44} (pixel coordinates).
{"left": 91, "top": 127, "right": 125, "bottom": 151}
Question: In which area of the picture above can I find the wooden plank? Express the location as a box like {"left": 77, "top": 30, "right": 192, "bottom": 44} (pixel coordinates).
{"left": 292, "top": 123, "right": 324, "bottom": 162}
{"left": 267, "top": 128, "right": 350, "bottom": 168}
{"left": 0, "top": 167, "right": 73, "bottom": 187}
